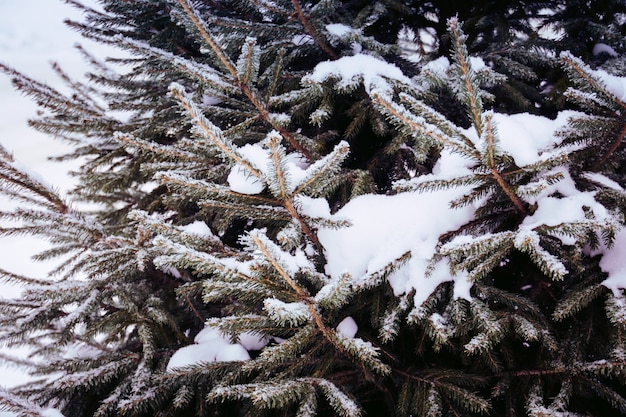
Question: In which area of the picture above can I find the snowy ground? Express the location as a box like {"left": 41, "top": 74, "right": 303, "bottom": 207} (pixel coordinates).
{"left": 0, "top": 0, "right": 107, "bottom": 396}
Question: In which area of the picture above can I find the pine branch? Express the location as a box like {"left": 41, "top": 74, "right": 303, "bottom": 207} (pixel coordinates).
{"left": 370, "top": 92, "right": 480, "bottom": 160}
{"left": 0, "top": 386, "right": 56, "bottom": 417}
{"left": 264, "top": 134, "right": 325, "bottom": 255}
{"left": 592, "top": 122, "right": 626, "bottom": 171}
{"left": 175, "top": 0, "right": 313, "bottom": 159}
{"left": 392, "top": 368, "right": 491, "bottom": 414}
{"left": 237, "top": 37, "right": 261, "bottom": 87}
{"left": 174, "top": 0, "right": 238, "bottom": 78}
{"left": 248, "top": 231, "right": 388, "bottom": 380}
{"left": 0, "top": 145, "right": 69, "bottom": 214}
{"left": 291, "top": 0, "right": 338, "bottom": 59}
{"left": 0, "top": 63, "right": 102, "bottom": 118}
{"left": 169, "top": 84, "right": 264, "bottom": 179}
{"left": 267, "top": 132, "right": 292, "bottom": 200}
{"left": 448, "top": 17, "right": 484, "bottom": 136}
{"left": 483, "top": 114, "right": 528, "bottom": 214}
{"left": 0, "top": 267, "right": 47, "bottom": 286}
{"left": 249, "top": 0, "right": 291, "bottom": 17}
{"left": 560, "top": 52, "right": 626, "bottom": 110}
{"left": 294, "top": 141, "right": 350, "bottom": 195}
{"left": 115, "top": 133, "right": 207, "bottom": 164}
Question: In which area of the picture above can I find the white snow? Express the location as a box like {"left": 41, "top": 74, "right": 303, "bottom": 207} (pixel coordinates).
{"left": 422, "top": 56, "right": 487, "bottom": 76}
{"left": 430, "top": 313, "right": 446, "bottom": 330}
{"left": 422, "top": 56, "right": 450, "bottom": 76}
{"left": 303, "top": 54, "right": 412, "bottom": 93}
{"left": 237, "top": 332, "right": 269, "bottom": 351}
{"left": 180, "top": 220, "right": 213, "bottom": 236}
{"left": 593, "top": 68, "right": 626, "bottom": 101}
{"left": 518, "top": 168, "right": 611, "bottom": 246}
{"left": 166, "top": 326, "right": 250, "bottom": 371}
{"left": 600, "top": 228, "right": 626, "bottom": 297}
{"left": 227, "top": 143, "right": 270, "bottom": 194}
{"left": 317, "top": 184, "right": 477, "bottom": 307}
{"left": 469, "top": 56, "right": 486, "bottom": 71}
{"left": 227, "top": 136, "right": 312, "bottom": 195}
{"left": 41, "top": 409, "right": 65, "bottom": 417}
{"left": 486, "top": 111, "right": 576, "bottom": 167}
{"left": 593, "top": 43, "right": 619, "bottom": 58}
{"left": 326, "top": 24, "right": 353, "bottom": 38}
{"left": 294, "top": 195, "right": 332, "bottom": 218}
{"left": 582, "top": 172, "right": 624, "bottom": 191}
{"left": 336, "top": 316, "right": 358, "bottom": 338}
{"left": 227, "top": 165, "right": 266, "bottom": 194}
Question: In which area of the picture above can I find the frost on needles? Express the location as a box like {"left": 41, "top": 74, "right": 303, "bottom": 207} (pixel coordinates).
{"left": 1, "top": 0, "right": 626, "bottom": 416}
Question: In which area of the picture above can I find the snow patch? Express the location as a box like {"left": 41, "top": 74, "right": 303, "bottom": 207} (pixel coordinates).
{"left": 166, "top": 327, "right": 250, "bottom": 371}
{"left": 41, "top": 409, "right": 65, "bottom": 417}
{"left": 227, "top": 143, "right": 270, "bottom": 194}
{"left": 304, "top": 54, "right": 411, "bottom": 93}
{"left": 482, "top": 111, "right": 576, "bottom": 167}
{"left": 227, "top": 139, "right": 312, "bottom": 195}
{"left": 593, "top": 68, "right": 626, "bottom": 101}
{"left": 238, "top": 332, "right": 269, "bottom": 351}
{"left": 227, "top": 166, "right": 265, "bottom": 194}
{"left": 294, "top": 195, "right": 332, "bottom": 218}
{"left": 180, "top": 220, "right": 213, "bottom": 236}
{"left": 336, "top": 316, "right": 358, "bottom": 338}
{"left": 326, "top": 24, "right": 352, "bottom": 37}
{"left": 582, "top": 172, "right": 624, "bottom": 191}
{"left": 469, "top": 56, "right": 486, "bottom": 71}
{"left": 593, "top": 43, "right": 618, "bottom": 58}
{"left": 600, "top": 228, "right": 626, "bottom": 297}
{"left": 422, "top": 56, "right": 450, "bottom": 76}
{"left": 318, "top": 185, "right": 477, "bottom": 307}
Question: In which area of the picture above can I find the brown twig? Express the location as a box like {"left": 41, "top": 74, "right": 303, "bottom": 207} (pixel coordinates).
{"left": 592, "top": 122, "right": 626, "bottom": 171}
{"left": 185, "top": 294, "right": 204, "bottom": 322}
{"left": 291, "top": 0, "right": 338, "bottom": 59}
{"left": 494, "top": 367, "right": 567, "bottom": 378}
{"left": 484, "top": 116, "right": 528, "bottom": 215}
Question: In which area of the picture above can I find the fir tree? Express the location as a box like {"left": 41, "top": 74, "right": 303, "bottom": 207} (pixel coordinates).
{"left": 0, "top": 1, "right": 626, "bottom": 416}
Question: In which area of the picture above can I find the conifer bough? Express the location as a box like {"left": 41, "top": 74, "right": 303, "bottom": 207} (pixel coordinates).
{"left": 0, "top": 1, "right": 626, "bottom": 416}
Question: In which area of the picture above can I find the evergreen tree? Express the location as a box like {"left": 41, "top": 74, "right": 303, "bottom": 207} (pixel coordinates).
{"left": 0, "top": 1, "right": 626, "bottom": 416}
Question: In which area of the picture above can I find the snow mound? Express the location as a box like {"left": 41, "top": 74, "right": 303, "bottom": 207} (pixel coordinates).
{"left": 166, "top": 327, "right": 250, "bottom": 371}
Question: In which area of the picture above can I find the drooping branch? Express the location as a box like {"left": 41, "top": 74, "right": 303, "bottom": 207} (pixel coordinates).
{"left": 0, "top": 146, "right": 69, "bottom": 215}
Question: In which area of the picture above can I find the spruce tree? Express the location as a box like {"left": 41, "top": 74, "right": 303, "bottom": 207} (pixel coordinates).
{"left": 0, "top": 1, "right": 625, "bottom": 416}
